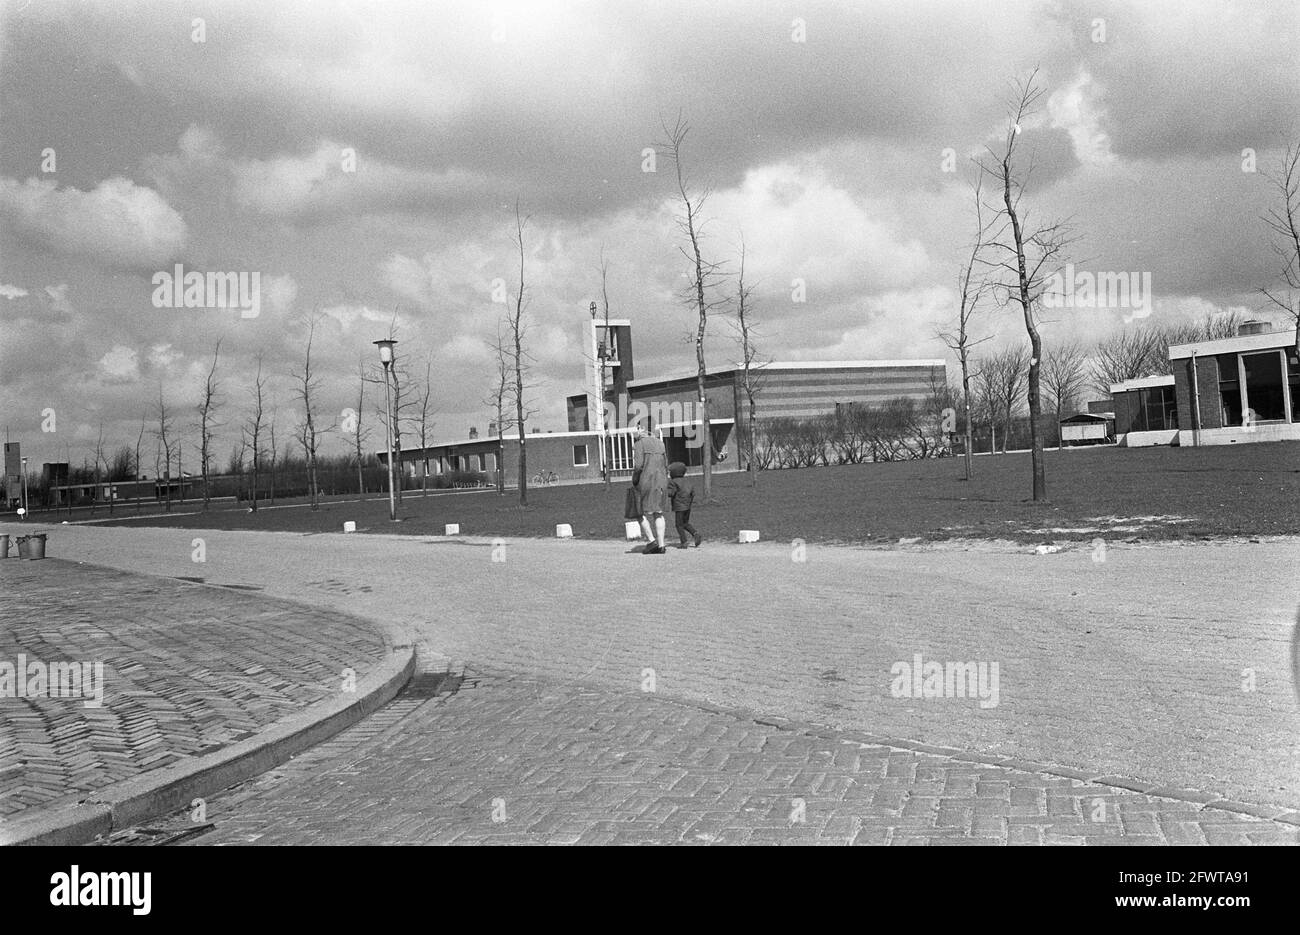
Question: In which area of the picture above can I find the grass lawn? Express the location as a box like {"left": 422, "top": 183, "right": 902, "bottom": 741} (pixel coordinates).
{"left": 78, "top": 441, "right": 1300, "bottom": 545}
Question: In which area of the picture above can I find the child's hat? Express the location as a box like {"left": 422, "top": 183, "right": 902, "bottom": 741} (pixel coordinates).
{"left": 668, "top": 461, "right": 687, "bottom": 478}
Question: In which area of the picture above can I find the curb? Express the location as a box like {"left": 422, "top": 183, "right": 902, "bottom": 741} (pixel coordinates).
{"left": 0, "top": 589, "right": 415, "bottom": 847}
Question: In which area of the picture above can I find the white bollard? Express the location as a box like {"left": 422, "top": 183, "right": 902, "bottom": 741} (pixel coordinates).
{"left": 445, "top": 524, "right": 460, "bottom": 535}
{"left": 343, "top": 521, "right": 356, "bottom": 533}
{"left": 624, "top": 521, "right": 641, "bottom": 540}
{"left": 738, "top": 530, "right": 760, "bottom": 543}
{"left": 556, "top": 523, "right": 574, "bottom": 538}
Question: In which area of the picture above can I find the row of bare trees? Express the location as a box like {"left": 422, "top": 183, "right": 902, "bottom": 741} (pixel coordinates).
{"left": 755, "top": 396, "right": 957, "bottom": 469}
{"left": 122, "top": 310, "right": 443, "bottom": 514}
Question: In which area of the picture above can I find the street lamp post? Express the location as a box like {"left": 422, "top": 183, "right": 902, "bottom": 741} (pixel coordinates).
{"left": 373, "top": 339, "right": 399, "bottom": 522}
{"left": 19, "top": 456, "right": 28, "bottom": 521}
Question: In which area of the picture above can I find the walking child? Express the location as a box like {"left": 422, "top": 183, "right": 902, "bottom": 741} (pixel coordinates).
{"left": 666, "top": 461, "right": 702, "bottom": 549}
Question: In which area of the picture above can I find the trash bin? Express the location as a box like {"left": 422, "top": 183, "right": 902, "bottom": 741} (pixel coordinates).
{"left": 0, "top": 534, "right": 9, "bottom": 558}
{"left": 15, "top": 536, "right": 29, "bottom": 559}
{"left": 26, "top": 534, "right": 46, "bottom": 560}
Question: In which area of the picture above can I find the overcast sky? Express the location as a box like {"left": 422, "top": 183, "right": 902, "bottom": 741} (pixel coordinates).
{"left": 1, "top": 0, "right": 1297, "bottom": 468}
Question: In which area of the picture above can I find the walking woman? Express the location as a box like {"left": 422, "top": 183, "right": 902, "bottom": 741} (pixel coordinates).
{"left": 631, "top": 421, "right": 670, "bottom": 554}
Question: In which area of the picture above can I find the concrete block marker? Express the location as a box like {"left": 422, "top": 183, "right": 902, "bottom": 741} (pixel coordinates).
{"left": 738, "top": 530, "right": 760, "bottom": 543}
{"left": 624, "top": 521, "right": 641, "bottom": 540}
{"left": 342, "top": 521, "right": 356, "bottom": 533}
{"left": 556, "top": 523, "right": 574, "bottom": 538}
{"left": 445, "top": 524, "right": 460, "bottom": 536}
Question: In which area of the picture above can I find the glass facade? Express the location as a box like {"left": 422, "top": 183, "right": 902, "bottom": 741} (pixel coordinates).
{"left": 1215, "top": 349, "right": 1296, "bottom": 427}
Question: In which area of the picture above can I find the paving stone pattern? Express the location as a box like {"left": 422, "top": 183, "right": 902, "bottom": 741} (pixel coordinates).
{"left": 157, "top": 670, "right": 1299, "bottom": 846}
{"left": 0, "top": 559, "right": 386, "bottom": 820}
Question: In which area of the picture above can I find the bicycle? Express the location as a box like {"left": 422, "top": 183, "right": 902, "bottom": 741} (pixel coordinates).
{"left": 531, "top": 469, "right": 559, "bottom": 486}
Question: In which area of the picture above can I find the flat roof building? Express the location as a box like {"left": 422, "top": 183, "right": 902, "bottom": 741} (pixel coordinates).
{"left": 393, "top": 316, "right": 947, "bottom": 486}
{"left": 1169, "top": 325, "right": 1300, "bottom": 445}
{"left": 1109, "top": 374, "right": 1178, "bottom": 447}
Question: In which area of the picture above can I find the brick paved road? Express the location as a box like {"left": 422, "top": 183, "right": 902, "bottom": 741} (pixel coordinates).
{"left": 0, "top": 557, "right": 385, "bottom": 823}
{"left": 96, "top": 669, "right": 1295, "bottom": 845}
{"left": 41, "top": 524, "right": 1300, "bottom": 814}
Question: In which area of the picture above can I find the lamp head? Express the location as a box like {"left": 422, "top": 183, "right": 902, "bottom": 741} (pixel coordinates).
{"left": 373, "top": 338, "right": 397, "bottom": 366}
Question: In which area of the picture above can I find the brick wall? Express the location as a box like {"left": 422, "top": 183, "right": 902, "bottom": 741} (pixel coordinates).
{"left": 1173, "top": 356, "right": 1223, "bottom": 432}
{"left": 1112, "top": 389, "right": 1137, "bottom": 435}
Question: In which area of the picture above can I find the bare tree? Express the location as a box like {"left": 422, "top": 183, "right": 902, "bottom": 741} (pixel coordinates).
{"left": 990, "top": 345, "right": 1030, "bottom": 453}
{"left": 109, "top": 446, "right": 132, "bottom": 481}
{"left": 388, "top": 339, "right": 419, "bottom": 503}
{"left": 244, "top": 354, "right": 268, "bottom": 511}
{"left": 1092, "top": 313, "right": 1244, "bottom": 394}
{"left": 152, "top": 383, "right": 175, "bottom": 512}
{"left": 973, "top": 355, "right": 1003, "bottom": 453}
{"left": 1089, "top": 326, "right": 1165, "bottom": 392}
{"left": 350, "top": 357, "right": 370, "bottom": 501}
{"left": 662, "top": 113, "right": 729, "bottom": 500}
{"left": 1261, "top": 143, "right": 1300, "bottom": 356}
{"left": 267, "top": 409, "right": 279, "bottom": 506}
{"left": 92, "top": 422, "right": 106, "bottom": 514}
{"left": 134, "top": 417, "right": 146, "bottom": 510}
{"left": 978, "top": 71, "right": 1073, "bottom": 499}
{"left": 415, "top": 353, "right": 436, "bottom": 496}
{"left": 134, "top": 419, "right": 145, "bottom": 480}
{"left": 731, "top": 235, "right": 767, "bottom": 487}
{"left": 195, "top": 340, "right": 223, "bottom": 511}
{"left": 937, "top": 177, "right": 995, "bottom": 480}
{"left": 292, "top": 315, "right": 329, "bottom": 510}
{"left": 1041, "top": 339, "right": 1089, "bottom": 448}
{"left": 485, "top": 319, "right": 513, "bottom": 495}
{"left": 507, "top": 202, "right": 539, "bottom": 506}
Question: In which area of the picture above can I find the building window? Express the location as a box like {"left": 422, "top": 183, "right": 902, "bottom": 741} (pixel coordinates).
{"left": 1218, "top": 354, "right": 1242, "bottom": 427}
{"left": 1242, "top": 350, "right": 1287, "bottom": 423}
{"left": 485, "top": 452, "right": 495, "bottom": 471}
{"left": 573, "top": 444, "right": 589, "bottom": 467}
{"left": 605, "top": 431, "right": 635, "bottom": 471}
{"left": 1288, "top": 352, "right": 1300, "bottom": 422}
{"left": 475, "top": 453, "right": 486, "bottom": 472}
{"left": 1135, "top": 385, "right": 1177, "bottom": 431}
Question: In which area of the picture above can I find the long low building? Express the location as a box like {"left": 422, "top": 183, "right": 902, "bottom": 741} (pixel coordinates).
{"left": 576, "top": 359, "right": 947, "bottom": 469}
{"left": 388, "top": 316, "right": 946, "bottom": 485}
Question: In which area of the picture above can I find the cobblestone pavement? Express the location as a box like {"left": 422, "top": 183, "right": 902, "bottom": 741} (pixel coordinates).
{"left": 0, "top": 557, "right": 386, "bottom": 822}
{"left": 40, "top": 524, "right": 1300, "bottom": 814}
{"left": 94, "top": 669, "right": 1294, "bottom": 845}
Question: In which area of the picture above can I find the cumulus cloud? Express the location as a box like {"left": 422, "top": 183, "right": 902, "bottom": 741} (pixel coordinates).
{"left": 98, "top": 345, "right": 140, "bottom": 384}
{"left": 43, "top": 283, "right": 73, "bottom": 315}
{"left": 708, "top": 162, "right": 930, "bottom": 300}
{"left": 146, "top": 343, "right": 182, "bottom": 371}
{"left": 0, "top": 176, "right": 187, "bottom": 271}
{"left": 1049, "top": 69, "right": 1116, "bottom": 168}
{"left": 261, "top": 274, "right": 299, "bottom": 317}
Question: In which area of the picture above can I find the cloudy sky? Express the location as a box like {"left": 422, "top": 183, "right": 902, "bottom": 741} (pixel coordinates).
{"left": 1, "top": 0, "right": 1296, "bottom": 468}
